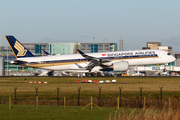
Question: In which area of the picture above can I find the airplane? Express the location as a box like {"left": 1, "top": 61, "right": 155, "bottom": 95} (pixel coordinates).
{"left": 5, "top": 35, "right": 176, "bottom": 76}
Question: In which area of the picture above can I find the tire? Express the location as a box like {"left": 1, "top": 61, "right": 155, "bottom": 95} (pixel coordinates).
{"left": 104, "top": 73, "right": 109, "bottom": 76}
{"left": 91, "top": 72, "right": 97, "bottom": 76}
{"left": 85, "top": 72, "right": 91, "bottom": 76}
{"left": 97, "top": 72, "right": 101, "bottom": 76}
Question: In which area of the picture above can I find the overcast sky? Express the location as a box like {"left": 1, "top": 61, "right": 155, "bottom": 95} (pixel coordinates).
{"left": 1, "top": 0, "right": 180, "bottom": 53}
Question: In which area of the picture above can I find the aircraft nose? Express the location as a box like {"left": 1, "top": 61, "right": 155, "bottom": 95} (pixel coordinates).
{"left": 172, "top": 56, "right": 176, "bottom": 61}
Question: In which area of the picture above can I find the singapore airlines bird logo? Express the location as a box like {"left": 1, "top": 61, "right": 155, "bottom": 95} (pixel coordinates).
{"left": 14, "top": 41, "right": 27, "bottom": 56}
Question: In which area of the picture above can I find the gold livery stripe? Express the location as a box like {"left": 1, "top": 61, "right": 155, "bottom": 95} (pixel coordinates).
{"left": 14, "top": 41, "right": 27, "bottom": 56}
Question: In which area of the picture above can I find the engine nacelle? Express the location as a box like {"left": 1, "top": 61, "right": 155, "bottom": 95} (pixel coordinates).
{"left": 112, "top": 61, "right": 129, "bottom": 71}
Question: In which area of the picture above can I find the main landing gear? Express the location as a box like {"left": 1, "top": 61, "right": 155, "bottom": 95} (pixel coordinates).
{"left": 85, "top": 72, "right": 102, "bottom": 76}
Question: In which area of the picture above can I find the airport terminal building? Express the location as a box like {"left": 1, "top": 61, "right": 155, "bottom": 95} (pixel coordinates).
{"left": 81, "top": 43, "right": 117, "bottom": 53}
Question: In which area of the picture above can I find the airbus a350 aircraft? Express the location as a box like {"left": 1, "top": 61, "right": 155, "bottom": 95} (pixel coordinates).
{"left": 5, "top": 36, "right": 176, "bottom": 76}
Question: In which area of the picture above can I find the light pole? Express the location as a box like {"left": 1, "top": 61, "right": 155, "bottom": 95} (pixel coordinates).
{"left": 7, "top": 48, "right": 9, "bottom": 76}
{"left": 103, "top": 38, "right": 107, "bottom": 52}
{"left": 170, "top": 40, "right": 173, "bottom": 47}
{"left": 170, "top": 40, "right": 173, "bottom": 55}
{"left": 105, "top": 38, "right": 107, "bottom": 51}
{"left": 39, "top": 44, "right": 40, "bottom": 55}
{"left": 92, "top": 37, "right": 95, "bottom": 53}
{"left": 0, "top": 35, "right": 1, "bottom": 54}
{"left": 103, "top": 39, "right": 105, "bottom": 52}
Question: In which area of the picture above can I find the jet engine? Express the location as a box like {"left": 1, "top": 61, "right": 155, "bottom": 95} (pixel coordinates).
{"left": 112, "top": 61, "right": 129, "bottom": 71}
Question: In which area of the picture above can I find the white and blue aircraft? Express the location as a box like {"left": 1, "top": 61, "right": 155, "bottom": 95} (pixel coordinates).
{"left": 5, "top": 36, "right": 176, "bottom": 76}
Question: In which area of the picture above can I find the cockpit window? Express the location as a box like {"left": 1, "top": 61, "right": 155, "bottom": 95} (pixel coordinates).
{"left": 167, "top": 53, "right": 171, "bottom": 55}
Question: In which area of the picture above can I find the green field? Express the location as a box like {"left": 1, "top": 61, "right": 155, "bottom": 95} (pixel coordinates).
{"left": 1, "top": 104, "right": 179, "bottom": 120}
{"left": 0, "top": 76, "right": 180, "bottom": 120}
{"left": 0, "top": 104, "right": 122, "bottom": 120}
{"left": 0, "top": 76, "right": 180, "bottom": 98}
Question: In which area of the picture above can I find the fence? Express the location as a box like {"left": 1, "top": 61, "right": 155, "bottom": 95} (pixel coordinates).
{"left": 0, "top": 86, "right": 180, "bottom": 110}
{"left": 2, "top": 96, "right": 180, "bottom": 110}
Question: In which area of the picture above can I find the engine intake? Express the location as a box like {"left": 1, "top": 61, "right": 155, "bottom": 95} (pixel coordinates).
{"left": 112, "top": 61, "right": 129, "bottom": 71}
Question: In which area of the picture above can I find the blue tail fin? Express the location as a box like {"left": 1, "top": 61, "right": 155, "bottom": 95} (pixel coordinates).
{"left": 5, "top": 36, "right": 35, "bottom": 58}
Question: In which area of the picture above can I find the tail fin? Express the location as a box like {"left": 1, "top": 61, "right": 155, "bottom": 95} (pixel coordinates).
{"left": 5, "top": 36, "right": 35, "bottom": 58}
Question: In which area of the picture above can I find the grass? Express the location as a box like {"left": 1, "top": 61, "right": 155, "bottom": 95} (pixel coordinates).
{"left": 0, "top": 77, "right": 180, "bottom": 119}
{"left": 0, "top": 77, "right": 180, "bottom": 98}
{"left": 0, "top": 104, "right": 118, "bottom": 120}
{"left": 1, "top": 76, "right": 180, "bottom": 91}
{"left": 0, "top": 77, "right": 180, "bottom": 105}
{"left": 1, "top": 104, "right": 180, "bottom": 120}
{"left": 114, "top": 107, "right": 180, "bottom": 120}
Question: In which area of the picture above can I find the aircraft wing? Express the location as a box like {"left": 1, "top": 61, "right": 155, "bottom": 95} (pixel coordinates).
{"left": 76, "top": 49, "right": 111, "bottom": 66}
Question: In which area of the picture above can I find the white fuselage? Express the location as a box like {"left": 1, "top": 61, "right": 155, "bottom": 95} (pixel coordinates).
{"left": 16, "top": 49, "right": 175, "bottom": 72}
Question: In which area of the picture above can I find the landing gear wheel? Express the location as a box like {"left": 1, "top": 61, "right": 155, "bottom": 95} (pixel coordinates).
{"left": 97, "top": 72, "right": 101, "bottom": 76}
{"left": 85, "top": 72, "right": 91, "bottom": 76}
{"left": 109, "top": 73, "right": 112, "bottom": 76}
{"left": 91, "top": 72, "right": 97, "bottom": 76}
{"left": 104, "top": 73, "right": 109, "bottom": 76}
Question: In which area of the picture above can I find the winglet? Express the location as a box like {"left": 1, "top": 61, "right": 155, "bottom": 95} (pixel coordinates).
{"left": 77, "top": 49, "right": 89, "bottom": 58}
{"left": 77, "top": 49, "right": 111, "bottom": 63}
{"left": 76, "top": 49, "right": 85, "bottom": 55}
{"left": 42, "top": 50, "right": 50, "bottom": 55}
{"left": 5, "top": 36, "right": 35, "bottom": 58}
